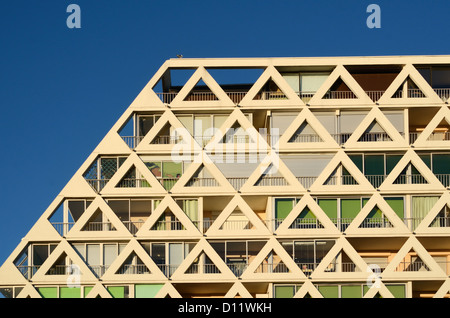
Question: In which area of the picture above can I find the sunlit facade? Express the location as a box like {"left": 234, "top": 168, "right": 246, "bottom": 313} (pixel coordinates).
{"left": 1, "top": 56, "right": 450, "bottom": 298}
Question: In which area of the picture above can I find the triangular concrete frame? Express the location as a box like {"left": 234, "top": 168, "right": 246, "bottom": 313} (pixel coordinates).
{"left": 309, "top": 150, "right": 374, "bottom": 192}
{"left": 204, "top": 108, "right": 270, "bottom": 154}
{"left": 293, "top": 280, "right": 324, "bottom": 298}
{"left": 154, "top": 282, "right": 182, "bottom": 298}
{"left": 345, "top": 192, "right": 410, "bottom": 235}
{"left": 135, "top": 195, "right": 201, "bottom": 238}
{"left": 239, "top": 65, "right": 304, "bottom": 107}
{"left": 343, "top": 106, "right": 408, "bottom": 149}
{"left": 101, "top": 239, "right": 166, "bottom": 281}
{"left": 414, "top": 192, "right": 450, "bottom": 234}
{"left": 84, "top": 282, "right": 113, "bottom": 298}
{"left": 277, "top": 107, "right": 340, "bottom": 150}
{"left": 134, "top": 109, "right": 202, "bottom": 153}
{"left": 224, "top": 281, "right": 253, "bottom": 298}
{"left": 205, "top": 195, "right": 271, "bottom": 237}
{"left": 16, "top": 283, "right": 43, "bottom": 298}
{"left": 65, "top": 196, "right": 132, "bottom": 239}
{"left": 434, "top": 279, "right": 450, "bottom": 298}
{"left": 274, "top": 194, "right": 340, "bottom": 236}
{"left": 240, "top": 237, "right": 307, "bottom": 281}
{"left": 239, "top": 151, "right": 306, "bottom": 194}
{"left": 169, "top": 152, "right": 236, "bottom": 194}
{"left": 377, "top": 64, "right": 442, "bottom": 105}
{"left": 363, "top": 281, "right": 396, "bottom": 298}
{"left": 100, "top": 152, "right": 167, "bottom": 195}
{"left": 28, "top": 196, "right": 68, "bottom": 241}
{"left": 169, "top": 66, "right": 236, "bottom": 107}
{"left": 310, "top": 237, "right": 373, "bottom": 281}
{"left": 382, "top": 236, "right": 447, "bottom": 279}
{"left": 308, "top": 65, "right": 373, "bottom": 106}
{"left": 379, "top": 149, "right": 444, "bottom": 191}
{"left": 170, "top": 238, "right": 236, "bottom": 281}
{"left": 413, "top": 106, "right": 450, "bottom": 147}
{"left": 129, "top": 61, "right": 168, "bottom": 110}
{"left": 0, "top": 240, "right": 31, "bottom": 285}
{"left": 31, "top": 239, "right": 98, "bottom": 283}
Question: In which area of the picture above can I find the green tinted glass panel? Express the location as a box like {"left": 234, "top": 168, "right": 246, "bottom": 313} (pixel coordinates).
{"left": 386, "top": 155, "right": 402, "bottom": 174}
{"left": 362, "top": 198, "right": 383, "bottom": 218}
{"left": 274, "top": 286, "right": 295, "bottom": 298}
{"left": 60, "top": 287, "right": 81, "bottom": 298}
{"left": 385, "top": 197, "right": 404, "bottom": 218}
{"left": 275, "top": 199, "right": 294, "bottom": 219}
{"left": 145, "top": 162, "right": 162, "bottom": 177}
{"left": 432, "top": 154, "right": 450, "bottom": 174}
{"left": 349, "top": 155, "right": 363, "bottom": 172}
{"left": 135, "top": 284, "right": 164, "bottom": 298}
{"left": 420, "top": 154, "right": 432, "bottom": 169}
{"left": 318, "top": 199, "right": 337, "bottom": 219}
{"left": 341, "top": 285, "right": 361, "bottom": 298}
{"left": 364, "top": 155, "right": 384, "bottom": 175}
{"left": 163, "top": 162, "right": 183, "bottom": 178}
{"left": 318, "top": 285, "right": 339, "bottom": 298}
{"left": 341, "top": 199, "right": 361, "bottom": 219}
{"left": 38, "top": 287, "right": 57, "bottom": 298}
{"left": 298, "top": 207, "right": 315, "bottom": 219}
{"left": 107, "top": 286, "right": 125, "bottom": 298}
{"left": 386, "top": 284, "right": 405, "bottom": 298}
{"left": 84, "top": 286, "right": 93, "bottom": 298}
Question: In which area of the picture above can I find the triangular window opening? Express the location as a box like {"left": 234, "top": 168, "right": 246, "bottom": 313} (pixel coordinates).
{"left": 394, "top": 250, "right": 430, "bottom": 272}
{"left": 116, "top": 166, "right": 151, "bottom": 188}
{"left": 358, "top": 204, "right": 393, "bottom": 229}
{"left": 151, "top": 209, "right": 185, "bottom": 231}
{"left": 183, "top": 79, "right": 219, "bottom": 101}
{"left": 255, "top": 164, "right": 288, "bottom": 187}
{"left": 186, "top": 166, "right": 220, "bottom": 187}
{"left": 255, "top": 251, "right": 290, "bottom": 274}
{"left": 221, "top": 122, "right": 253, "bottom": 144}
{"left": 116, "top": 253, "right": 151, "bottom": 275}
{"left": 45, "top": 253, "right": 71, "bottom": 276}
{"left": 358, "top": 120, "right": 393, "bottom": 142}
{"left": 324, "top": 77, "right": 357, "bottom": 99}
{"left": 324, "top": 165, "right": 358, "bottom": 186}
{"left": 426, "top": 118, "right": 450, "bottom": 141}
{"left": 329, "top": 251, "right": 359, "bottom": 273}
{"left": 288, "top": 122, "right": 323, "bottom": 143}
{"left": 150, "top": 122, "right": 181, "bottom": 145}
{"left": 81, "top": 208, "right": 116, "bottom": 232}
{"left": 430, "top": 205, "right": 450, "bottom": 228}
{"left": 185, "top": 253, "right": 220, "bottom": 274}
{"left": 254, "top": 78, "right": 287, "bottom": 101}
{"left": 220, "top": 209, "right": 253, "bottom": 230}
{"left": 393, "top": 163, "right": 428, "bottom": 185}
{"left": 288, "top": 207, "right": 324, "bottom": 229}
{"left": 392, "top": 77, "right": 426, "bottom": 98}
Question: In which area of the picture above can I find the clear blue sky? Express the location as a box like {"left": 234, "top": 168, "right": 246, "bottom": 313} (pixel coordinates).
{"left": 0, "top": 0, "right": 449, "bottom": 264}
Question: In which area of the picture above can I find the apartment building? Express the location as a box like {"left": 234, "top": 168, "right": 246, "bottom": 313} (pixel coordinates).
{"left": 1, "top": 55, "right": 450, "bottom": 298}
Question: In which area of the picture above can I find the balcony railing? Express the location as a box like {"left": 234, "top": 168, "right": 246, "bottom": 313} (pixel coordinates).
{"left": 185, "top": 263, "right": 220, "bottom": 274}
{"left": 187, "top": 177, "right": 220, "bottom": 187}
{"left": 121, "top": 136, "right": 144, "bottom": 149}
{"left": 116, "top": 264, "right": 151, "bottom": 275}
{"left": 155, "top": 88, "right": 450, "bottom": 105}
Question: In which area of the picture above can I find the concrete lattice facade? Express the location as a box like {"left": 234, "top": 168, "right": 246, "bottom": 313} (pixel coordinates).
{"left": 2, "top": 56, "right": 450, "bottom": 298}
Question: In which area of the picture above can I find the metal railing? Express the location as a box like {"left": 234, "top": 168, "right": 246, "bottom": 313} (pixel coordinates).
{"left": 393, "top": 174, "right": 428, "bottom": 184}
{"left": 255, "top": 176, "right": 290, "bottom": 186}
{"left": 323, "top": 91, "right": 357, "bottom": 99}
{"left": 82, "top": 222, "right": 115, "bottom": 231}
{"left": 85, "top": 179, "right": 109, "bottom": 192}
{"left": 51, "top": 222, "right": 74, "bottom": 236}
{"left": 121, "top": 136, "right": 144, "bottom": 149}
{"left": 187, "top": 177, "right": 220, "bottom": 187}
{"left": 151, "top": 135, "right": 183, "bottom": 144}
{"left": 395, "top": 261, "right": 429, "bottom": 272}
{"left": 185, "top": 263, "right": 221, "bottom": 274}
{"left": 116, "top": 264, "right": 151, "bottom": 275}
{"left": 116, "top": 178, "right": 151, "bottom": 188}
{"left": 357, "top": 132, "right": 393, "bottom": 142}
{"left": 289, "top": 134, "right": 323, "bottom": 143}
{"left": 151, "top": 219, "right": 186, "bottom": 231}
{"left": 434, "top": 88, "right": 450, "bottom": 101}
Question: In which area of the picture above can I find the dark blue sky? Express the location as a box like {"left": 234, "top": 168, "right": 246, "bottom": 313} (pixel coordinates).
{"left": 0, "top": 0, "right": 449, "bottom": 264}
